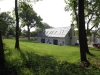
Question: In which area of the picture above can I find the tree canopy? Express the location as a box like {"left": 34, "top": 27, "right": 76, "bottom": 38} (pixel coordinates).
{"left": 64, "top": 0, "right": 100, "bottom": 35}
{"left": 19, "top": 2, "right": 43, "bottom": 40}
{"left": 0, "top": 12, "right": 14, "bottom": 35}
{"left": 33, "top": 22, "right": 52, "bottom": 37}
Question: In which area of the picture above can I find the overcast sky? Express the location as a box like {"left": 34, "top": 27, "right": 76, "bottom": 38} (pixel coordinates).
{"left": 0, "top": 0, "right": 72, "bottom": 31}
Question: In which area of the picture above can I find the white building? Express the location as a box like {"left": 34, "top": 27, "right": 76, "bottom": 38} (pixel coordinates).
{"left": 91, "top": 33, "right": 100, "bottom": 44}
{"left": 37, "top": 25, "right": 78, "bottom": 46}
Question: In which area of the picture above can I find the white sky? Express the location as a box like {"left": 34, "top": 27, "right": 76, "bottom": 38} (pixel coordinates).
{"left": 0, "top": 0, "right": 72, "bottom": 31}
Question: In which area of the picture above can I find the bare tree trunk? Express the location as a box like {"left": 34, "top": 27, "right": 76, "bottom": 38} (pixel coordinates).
{"left": 0, "top": 32, "right": 5, "bottom": 75}
{"left": 27, "top": 25, "right": 30, "bottom": 40}
{"left": 78, "top": 0, "right": 90, "bottom": 67}
{"left": 15, "top": 0, "right": 20, "bottom": 49}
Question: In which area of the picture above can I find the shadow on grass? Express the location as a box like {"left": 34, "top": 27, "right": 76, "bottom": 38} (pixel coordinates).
{"left": 72, "top": 46, "right": 95, "bottom": 56}
{"left": 86, "top": 52, "right": 95, "bottom": 57}
{"left": 5, "top": 48, "right": 100, "bottom": 75}
{"left": 89, "top": 47, "right": 100, "bottom": 51}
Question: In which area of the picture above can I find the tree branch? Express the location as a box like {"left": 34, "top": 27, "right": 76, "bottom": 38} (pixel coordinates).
{"left": 73, "top": 1, "right": 78, "bottom": 27}
{"left": 87, "top": 13, "right": 94, "bottom": 31}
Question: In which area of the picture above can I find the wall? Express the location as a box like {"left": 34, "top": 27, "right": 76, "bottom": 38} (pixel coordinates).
{"left": 38, "top": 37, "right": 66, "bottom": 45}
{"left": 65, "top": 28, "right": 77, "bottom": 45}
{"left": 65, "top": 34, "right": 70, "bottom": 45}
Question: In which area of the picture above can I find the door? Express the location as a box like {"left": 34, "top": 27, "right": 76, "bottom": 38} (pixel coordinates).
{"left": 41, "top": 39, "right": 45, "bottom": 43}
{"left": 53, "top": 40, "right": 58, "bottom": 45}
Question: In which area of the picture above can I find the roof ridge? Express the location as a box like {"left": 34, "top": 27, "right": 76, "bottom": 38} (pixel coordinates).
{"left": 45, "top": 26, "right": 71, "bottom": 30}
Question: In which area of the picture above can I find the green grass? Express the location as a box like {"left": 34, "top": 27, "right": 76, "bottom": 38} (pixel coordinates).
{"left": 3, "top": 39, "right": 80, "bottom": 62}
{"left": 3, "top": 39, "right": 100, "bottom": 75}
{"left": 3, "top": 39, "right": 100, "bottom": 62}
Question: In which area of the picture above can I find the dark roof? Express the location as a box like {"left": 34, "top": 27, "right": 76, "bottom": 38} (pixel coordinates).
{"left": 38, "top": 26, "right": 71, "bottom": 37}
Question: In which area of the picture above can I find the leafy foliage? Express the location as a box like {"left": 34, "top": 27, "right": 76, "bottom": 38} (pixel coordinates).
{"left": 64, "top": 0, "right": 100, "bottom": 35}
{"left": 0, "top": 12, "right": 15, "bottom": 35}
{"left": 19, "top": 2, "right": 43, "bottom": 40}
{"left": 32, "top": 22, "right": 53, "bottom": 37}
{"left": 19, "top": 2, "right": 42, "bottom": 28}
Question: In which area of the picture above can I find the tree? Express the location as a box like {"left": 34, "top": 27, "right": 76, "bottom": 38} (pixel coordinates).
{"left": 15, "top": 0, "right": 20, "bottom": 49}
{"left": 0, "top": 12, "right": 14, "bottom": 36}
{"left": 0, "top": 9, "right": 5, "bottom": 75}
{"left": 78, "top": 0, "right": 90, "bottom": 67}
{"left": 64, "top": 0, "right": 100, "bottom": 54}
{"left": 65, "top": 0, "right": 100, "bottom": 34}
{"left": 0, "top": 32, "right": 4, "bottom": 74}
{"left": 8, "top": 26, "right": 22, "bottom": 37}
{"left": 30, "top": 31, "right": 37, "bottom": 37}
{"left": 22, "top": 29, "right": 27, "bottom": 37}
{"left": 35, "top": 22, "right": 52, "bottom": 35}
{"left": 19, "top": 2, "right": 42, "bottom": 40}
{"left": 40, "top": 22, "right": 52, "bottom": 29}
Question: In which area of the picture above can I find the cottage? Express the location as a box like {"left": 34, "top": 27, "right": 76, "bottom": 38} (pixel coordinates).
{"left": 37, "top": 24, "right": 78, "bottom": 46}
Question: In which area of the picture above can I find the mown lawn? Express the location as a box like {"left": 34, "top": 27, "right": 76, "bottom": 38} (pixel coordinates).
{"left": 3, "top": 39, "right": 80, "bottom": 62}
{"left": 3, "top": 39, "right": 100, "bottom": 75}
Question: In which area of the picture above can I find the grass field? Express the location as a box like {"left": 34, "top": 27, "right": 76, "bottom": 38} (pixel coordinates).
{"left": 3, "top": 39, "right": 100, "bottom": 75}
{"left": 3, "top": 39, "right": 80, "bottom": 62}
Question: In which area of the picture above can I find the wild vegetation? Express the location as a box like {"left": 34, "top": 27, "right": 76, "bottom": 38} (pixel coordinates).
{"left": 3, "top": 39, "right": 100, "bottom": 75}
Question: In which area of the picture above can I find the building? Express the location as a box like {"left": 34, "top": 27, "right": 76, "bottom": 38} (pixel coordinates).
{"left": 37, "top": 25, "right": 78, "bottom": 46}
{"left": 91, "top": 33, "right": 100, "bottom": 44}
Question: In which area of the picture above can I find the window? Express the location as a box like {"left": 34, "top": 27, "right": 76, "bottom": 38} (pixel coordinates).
{"left": 53, "top": 40, "right": 58, "bottom": 45}
{"left": 50, "top": 31, "right": 53, "bottom": 34}
{"left": 47, "top": 39, "right": 49, "bottom": 43}
{"left": 51, "top": 31, "right": 54, "bottom": 34}
{"left": 41, "top": 39, "right": 45, "bottom": 43}
{"left": 62, "top": 41, "right": 64, "bottom": 45}
{"left": 46, "top": 31, "right": 48, "bottom": 34}
{"left": 60, "top": 30, "right": 64, "bottom": 34}
{"left": 55, "top": 31, "right": 57, "bottom": 34}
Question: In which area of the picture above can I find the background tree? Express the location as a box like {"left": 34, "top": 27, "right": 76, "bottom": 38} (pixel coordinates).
{"left": 78, "top": 0, "right": 90, "bottom": 67}
{"left": 15, "top": 0, "right": 20, "bottom": 49}
{"left": 0, "top": 12, "right": 14, "bottom": 36}
{"left": 30, "top": 31, "right": 37, "bottom": 37}
{"left": 8, "top": 26, "right": 15, "bottom": 36}
{"left": 64, "top": 0, "right": 100, "bottom": 35}
{"left": 7, "top": 26, "right": 21, "bottom": 37}
{"left": 22, "top": 29, "right": 27, "bottom": 37}
{"left": 41, "top": 22, "right": 52, "bottom": 29}
{"left": 19, "top": 2, "right": 43, "bottom": 40}
{"left": 34, "top": 22, "right": 52, "bottom": 36}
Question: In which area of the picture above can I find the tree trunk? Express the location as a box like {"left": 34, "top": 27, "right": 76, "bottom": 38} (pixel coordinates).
{"left": 27, "top": 25, "right": 30, "bottom": 40}
{"left": 15, "top": 0, "right": 20, "bottom": 49}
{"left": 78, "top": 0, "right": 90, "bottom": 67}
{"left": 73, "top": 0, "right": 91, "bottom": 54}
{"left": 0, "top": 32, "right": 5, "bottom": 75}
{"left": 85, "top": 33, "right": 91, "bottom": 54}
